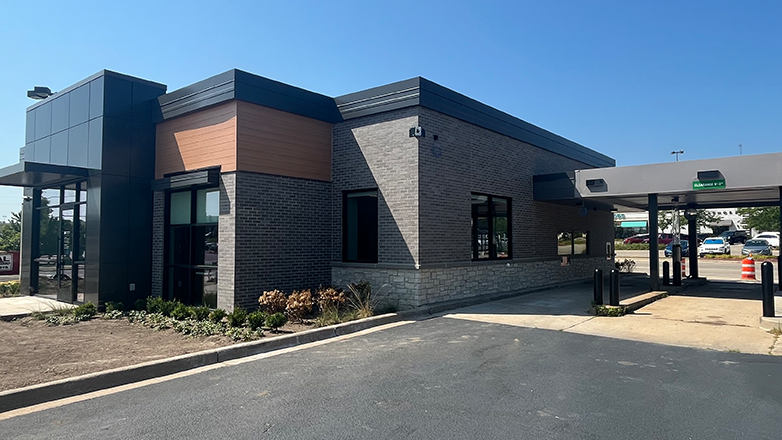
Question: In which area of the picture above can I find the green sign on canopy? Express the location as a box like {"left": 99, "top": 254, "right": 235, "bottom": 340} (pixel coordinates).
{"left": 692, "top": 179, "right": 726, "bottom": 190}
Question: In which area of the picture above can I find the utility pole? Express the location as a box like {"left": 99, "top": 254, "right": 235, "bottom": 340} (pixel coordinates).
{"left": 739, "top": 143, "right": 742, "bottom": 155}
{"left": 671, "top": 150, "right": 684, "bottom": 162}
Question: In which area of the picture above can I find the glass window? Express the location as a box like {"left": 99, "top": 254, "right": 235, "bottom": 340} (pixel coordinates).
{"left": 196, "top": 189, "right": 219, "bottom": 224}
{"left": 170, "top": 191, "right": 191, "bottom": 225}
{"left": 343, "top": 190, "right": 378, "bottom": 263}
{"left": 472, "top": 194, "right": 511, "bottom": 260}
{"left": 165, "top": 187, "right": 219, "bottom": 305}
{"left": 558, "top": 230, "right": 589, "bottom": 255}
{"left": 41, "top": 188, "right": 60, "bottom": 207}
{"left": 557, "top": 232, "right": 573, "bottom": 256}
{"left": 574, "top": 231, "right": 588, "bottom": 255}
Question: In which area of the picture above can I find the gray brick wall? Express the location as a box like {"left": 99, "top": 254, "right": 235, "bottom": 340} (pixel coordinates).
{"left": 151, "top": 191, "right": 164, "bottom": 297}
{"left": 331, "top": 107, "right": 420, "bottom": 265}
{"left": 217, "top": 173, "right": 237, "bottom": 311}
{"left": 331, "top": 105, "right": 614, "bottom": 309}
{"left": 417, "top": 107, "right": 614, "bottom": 264}
{"left": 231, "top": 171, "right": 331, "bottom": 310}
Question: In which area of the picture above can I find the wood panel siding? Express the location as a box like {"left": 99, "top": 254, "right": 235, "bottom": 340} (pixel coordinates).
{"left": 236, "top": 101, "right": 332, "bottom": 182}
{"left": 155, "top": 102, "right": 237, "bottom": 178}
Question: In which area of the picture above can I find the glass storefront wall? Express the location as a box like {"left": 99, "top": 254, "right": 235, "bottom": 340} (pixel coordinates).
{"left": 34, "top": 181, "right": 86, "bottom": 302}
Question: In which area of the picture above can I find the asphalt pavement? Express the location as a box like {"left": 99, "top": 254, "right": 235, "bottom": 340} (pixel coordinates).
{"left": 2, "top": 307, "right": 781, "bottom": 439}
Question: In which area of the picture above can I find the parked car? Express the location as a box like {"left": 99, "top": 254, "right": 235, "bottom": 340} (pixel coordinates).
{"left": 698, "top": 237, "right": 730, "bottom": 257}
{"left": 643, "top": 233, "right": 674, "bottom": 244}
{"left": 623, "top": 234, "right": 648, "bottom": 244}
{"left": 720, "top": 230, "right": 748, "bottom": 245}
{"left": 752, "top": 232, "right": 780, "bottom": 248}
{"left": 741, "top": 239, "right": 773, "bottom": 256}
{"left": 664, "top": 240, "right": 689, "bottom": 257}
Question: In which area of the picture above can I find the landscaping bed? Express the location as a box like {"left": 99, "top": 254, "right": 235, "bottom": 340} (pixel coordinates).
{"left": 0, "top": 283, "right": 377, "bottom": 392}
{"left": 0, "top": 314, "right": 312, "bottom": 392}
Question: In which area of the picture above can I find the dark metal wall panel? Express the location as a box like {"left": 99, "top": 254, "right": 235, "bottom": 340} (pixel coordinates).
{"left": 101, "top": 117, "right": 133, "bottom": 176}
{"left": 158, "top": 69, "right": 341, "bottom": 123}
{"left": 25, "top": 110, "right": 35, "bottom": 145}
{"left": 103, "top": 75, "right": 133, "bottom": 121}
{"left": 34, "top": 103, "right": 51, "bottom": 141}
{"left": 51, "top": 94, "right": 70, "bottom": 134}
{"left": 49, "top": 131, "right": 68, "bottom": 165}
{"left": 69, "top": 84, "right": 90, "bottom": 126}
{"left": 33, "top": 137, "right": 50, "bottom": 163}
{"left": 130, "top": 120, "right": 156, "bottom": 179}
{"left": 89, "top": 76, "right": 105, "bottom": 120}
{"left": 334, "top": 78, "right": 421, "bottom": 120}
{"left": 68, "top": 122, "right": 89, "bottom": 168}
{"left": 87, "top": 118, "right": 103, "bottom": 169}
{"left": 234, "top": 70, "right": 341, "bottom": 122}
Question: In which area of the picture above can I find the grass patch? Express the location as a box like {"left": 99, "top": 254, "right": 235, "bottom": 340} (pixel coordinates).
{"left": 592, "top": 304, "right": 626, "bottom": 317}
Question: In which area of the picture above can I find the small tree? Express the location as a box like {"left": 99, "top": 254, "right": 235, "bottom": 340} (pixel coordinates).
{"left": 737, "top": 207, "right": 779, "bottom": 232}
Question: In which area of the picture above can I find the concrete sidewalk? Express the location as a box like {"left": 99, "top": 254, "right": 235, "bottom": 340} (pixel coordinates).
{"left": 443, "top": 280, "right": 781, "bottom": 356}
{"left": 0, "top": 296, "right": 74, "bottom": 321}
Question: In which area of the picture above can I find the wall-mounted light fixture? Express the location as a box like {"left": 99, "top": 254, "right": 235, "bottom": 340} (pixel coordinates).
{"left": 27, "top": 86, "right": 53, "bottom": 100}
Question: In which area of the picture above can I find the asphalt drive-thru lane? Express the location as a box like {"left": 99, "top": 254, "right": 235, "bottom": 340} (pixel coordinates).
{"left": 3, "top": 318, "right": 782, "bottom": 439}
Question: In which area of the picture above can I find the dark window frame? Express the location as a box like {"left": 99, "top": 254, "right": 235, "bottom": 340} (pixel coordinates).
{"left": 557, "top": 230, "right": 590, "bottom": 256}
{"left": 342, "top": 188, "right": 379, "bottom": 264}
{"left": 163, "top": 187, "right": 219, "bottom": 305}
{"left": 471, "top": 193, "right": 513, "bottom": 261}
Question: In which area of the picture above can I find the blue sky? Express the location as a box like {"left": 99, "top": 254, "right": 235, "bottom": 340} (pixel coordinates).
{"left": 0, "top": 0, "right": 779, "bottom": 216}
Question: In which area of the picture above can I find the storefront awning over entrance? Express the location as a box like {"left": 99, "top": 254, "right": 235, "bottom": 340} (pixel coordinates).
{"left": 0, "top": 161, "right": 90, "bottom": 188}
{"left": 534, "top": 152, "right": 782, "bottom": 211}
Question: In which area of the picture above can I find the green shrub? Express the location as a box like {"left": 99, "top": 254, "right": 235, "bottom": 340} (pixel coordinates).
{"left": 0, "top": 281, "right": 21, "bottom": 297}
{"left": 105, "top": 301, "right": 124, "bottom": 313}
{"left": 146, "top": 296, "right": 166, "bottom": 314}
{"left": 614, "top": 243, "right": 666, "bottom": 250}
{"left": 170, "top": 302, "right": 193, "bottom": 320}
{"left": 265, "top": 312, "right": 287, "bottom": 332}
{"left": 227, "top": 307, "right": 248, "bottom": 327}
{"left": 146, "top": 297, "right": 176, "bottom": 316}
{"left": 134, "top": 298, "right": 148, "bottom": 311}
{"left": 190, "top": 306, "right": 211, "bottom": 321}
{"left": 103, "top": 309, "right": 124, "bottom": 319}
{"left": 73, "top": 302, "right": 97, "bottom": 320}
{"left": 246, "top": 311, "right": 268, "bottom": 330}
{"left": 209, "top": 308, "right": 227, "bottom": 323}
{"left": 347, "top": 281, "right": 376, "bottom": 319}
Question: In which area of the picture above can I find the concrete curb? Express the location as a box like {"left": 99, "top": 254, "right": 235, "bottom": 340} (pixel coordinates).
{"left": 0, "top": 312, "right": 406, "bottom": 413}
{"left": 759, "top": 316, "right": 782, "bottom": 331}
{"left": 0, "top": 278, "right": 593, "bottom": 413}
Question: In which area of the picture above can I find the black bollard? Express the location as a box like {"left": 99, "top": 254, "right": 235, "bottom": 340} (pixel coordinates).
{"left": 778, "top": 255, "right": 782, "bottom": 292}
{"left": 593, "top": 269, "right": 604, "bottom": 305}
{"left": 762, "top": 261, "right": 775, "bottom": 318}
{"left": 662, "top": 261, "right": 670, "bottom": 286}
{"left": 609, "top": 269, "right": 620, "bottom": 306}
{"left": 673, "top": 261, "right": 681, "bottom": 286}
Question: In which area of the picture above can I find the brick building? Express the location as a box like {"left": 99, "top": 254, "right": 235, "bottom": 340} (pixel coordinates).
{"left": 0, "top": 69, "right": 615, "bottom": 311}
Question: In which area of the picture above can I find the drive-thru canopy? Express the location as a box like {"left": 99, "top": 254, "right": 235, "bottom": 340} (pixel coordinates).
{"left": 534, "top": 152, "right": 782, "bottom": 291}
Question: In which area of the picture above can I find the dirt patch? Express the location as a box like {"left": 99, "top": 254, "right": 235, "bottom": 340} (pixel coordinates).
{"left": 0, "top": 317, "right": 314, "bottom": 392}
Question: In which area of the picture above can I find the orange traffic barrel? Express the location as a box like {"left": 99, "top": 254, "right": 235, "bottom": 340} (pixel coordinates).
{"left": 741, "top": 255, "right": 756, "bottom": 280}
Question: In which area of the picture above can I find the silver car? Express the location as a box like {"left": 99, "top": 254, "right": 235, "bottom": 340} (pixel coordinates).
{"left": 741, "top": 239, "right": 773, "bottom": 256}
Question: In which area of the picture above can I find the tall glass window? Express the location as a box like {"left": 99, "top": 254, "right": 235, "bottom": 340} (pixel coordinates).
{"left": 34, "top": 181, "right": 87, "bottom": 302}
{"left": 165, "top": 188, "right": 219, "bottom": 307}
{"left": 343, "top": 190, "right": 378, "bottom": 263}
{"left": 472, "top": 193, "right": 512, "bottom": 260}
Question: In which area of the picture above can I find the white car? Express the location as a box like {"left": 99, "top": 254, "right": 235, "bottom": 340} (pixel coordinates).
{"left": 698, "top": 237, "right": 730, "bottom": 257}
{"left": 752, "top": 232, "right": 780, "bottom": 247}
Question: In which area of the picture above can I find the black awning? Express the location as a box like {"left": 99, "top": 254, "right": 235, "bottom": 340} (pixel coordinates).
{"left": 151, "top": 167, "right": 220, "bottom": 191}
{"left": 0, "top": 161, "right": 90, "bottom": 187}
